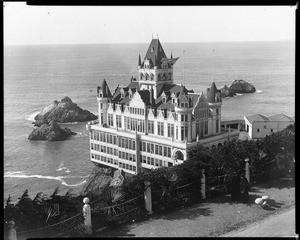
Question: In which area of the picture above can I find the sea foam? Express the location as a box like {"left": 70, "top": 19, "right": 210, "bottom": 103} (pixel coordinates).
{"left": 4, "top": 171, "right": 88, "bottom": 187}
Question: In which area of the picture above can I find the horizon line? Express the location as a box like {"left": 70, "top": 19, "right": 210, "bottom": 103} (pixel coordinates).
{"left": 4, "top": 39, "right": 295, "bottom": 47}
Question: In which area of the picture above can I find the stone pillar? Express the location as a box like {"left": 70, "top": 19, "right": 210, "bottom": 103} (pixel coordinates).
{"left": 245, "top": 158, "right": 250, "bottom": 184}
{"left": 144, "top": 181, "right": 153, "bottom": 214}
{"left": 83, "top": 197, "right": 92, "bottom": 235}
{"left": 201, "top": 169, "right": 206, "bottom": 199}
{"left": 7, "top": 221, "right": 17, "bottom": 240}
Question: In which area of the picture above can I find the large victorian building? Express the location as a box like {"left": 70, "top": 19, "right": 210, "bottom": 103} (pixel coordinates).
{"left": 86, "top": 39, "right": 239, "bottom": 175}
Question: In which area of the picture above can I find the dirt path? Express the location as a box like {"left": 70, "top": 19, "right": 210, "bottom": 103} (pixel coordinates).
{"left": 221, "top": 207, "right": 297, "bottom": 237}
{"left": 97, "top": 179, "right": 295, "bottom": 237}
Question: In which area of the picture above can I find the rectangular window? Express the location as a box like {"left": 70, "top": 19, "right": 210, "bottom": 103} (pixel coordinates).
{"left": 147, "top": 143, "right": 150, "bottom": 152}
{"left": 185, "top": 115, "right": 188, "bottom": 121}
{"left": 205, "top": 121, "right": 208, "bottom": 135}
{"left": 155, "top": 144, "right": 159, "bottom": 155}
{"left": 158, "top": 122, "right": 164, "bottom": 136}
{"left": 155, "top": 159, "right": 159, "bottom": 166}
{"left": 151, "top": 158, "right": 154, "bottom": 166}
{"left": 163, "top": 146, "right": 167, "bottom": 157}
{"left": 143, "top": 155, "right": 146, "bottom": 163}
{"left": 181, "top": 115, "right": 184, "bottom": 121}
{"left": 271, "top": 129, "right": 273, "bottom": 132}
{"left": 142, "top": 142, "right": 146, "bottom": 152}
{"left": 148, "top": 120, "right": 154, "bottom": 134}
{"left": 159, "top": 145, "right": 162, "bottom": 156}
{"left": 181, "top": 127, "right": 184, "bottom": 141}
{"left": 91, "top": 131, "right": 94, "bottom": 140}
{"left": 216, "top": 119, "right": 219, "bottom": 133}
{"left": 168, "top": 147, "right": 171, "bottom": 158}
{"left": 147, "top": 157, "right": 150, "bottom": 165}
{"left": 151, "top": 143, "right": 154, "bottom": 153}
{"left": 159, "top": 159, "right": 162, "bottom": 167}
{"left": 257, "top": 129, "right": 260, "bottom": 132}
{"left": 91, "top": 143, "right": 94, "bottom": 150}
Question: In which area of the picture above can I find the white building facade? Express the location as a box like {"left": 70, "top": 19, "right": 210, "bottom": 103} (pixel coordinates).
{"left": 86, "top": 39, "right": 239, "bottom": 175}
{"left": 244, "top": 113, "right": 294, "bottom": 139}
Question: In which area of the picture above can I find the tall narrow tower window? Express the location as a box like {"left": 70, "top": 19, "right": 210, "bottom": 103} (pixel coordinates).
{"left": 151, "top": 47, "right": 154, "bottom": 52}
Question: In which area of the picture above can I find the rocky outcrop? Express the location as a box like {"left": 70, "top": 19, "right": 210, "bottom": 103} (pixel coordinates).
{"left": 220, "top": 80, "right": 256, "bottom": 98}
{"left": 33, "top": 96, "right": 97, "bottom": 126}
{"left": 28, "top": 121, "right": 76, "bottom": 141}
{"left": 81, "top": 167, "right": 113, "bottom": 199}
{"left": 220, "top": 85, "right": 236, "bottom": 98}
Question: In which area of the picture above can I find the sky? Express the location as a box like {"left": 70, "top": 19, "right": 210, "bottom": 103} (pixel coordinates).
{"left": 3, "top": 2, "right": 296, "bottom": 45}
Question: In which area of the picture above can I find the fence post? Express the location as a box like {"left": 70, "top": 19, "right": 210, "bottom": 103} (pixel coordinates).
{"left": 83, "top": 197, "right": 92, "bottom": 236}
{"left": 201, "top": 169, "right": 206, "bottom": 200}
{"left": 144, "top": 181, "right": 153, "bottom": 214}
{"left": 7, "top": 221, "right": 17, "bottom": 240}
{"left": 245, "top": 158, "right": 250, "bottom": 184}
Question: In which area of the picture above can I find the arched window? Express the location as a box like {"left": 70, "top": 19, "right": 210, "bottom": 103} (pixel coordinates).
{"left": 168, "top": 72, "right": 172, "bottom": 80}
{"left": 158, "top": 74, "right": 161, "bottom": 81}
{"left": 145, "top": 73, "right": 149, "bottom": 80}
{"left": 217, "top": 143, "right": 222, "bottom": 148}
{"left": 140, "top": 73, "right": 144, "bottom": 80}
{"left": 150, "top": 73, "right": 154, "bottom": 80}
{"left": 163, "top": 73, "right": 167, "bottom": 80}
{"left": 174, "top": 150, "right": 184, "bottom": 160}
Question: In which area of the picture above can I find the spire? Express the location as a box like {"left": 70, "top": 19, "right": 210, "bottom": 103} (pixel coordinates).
{"left": 171, "top": 52, "right": 173, "bottom": 59}
{"left": 98, "top": 79, "right": 112, "bottom": 98}
{"left": 207, "top": 82, "right": 218, "bottom": 103}
{"left": 138, "top": 53, "right": 141, "bottom": 66}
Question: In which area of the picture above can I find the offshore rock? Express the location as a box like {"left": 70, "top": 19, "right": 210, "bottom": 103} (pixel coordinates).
{"left": 220, "top": 85, "right": 236, "bottom": 98}
{"left": 28, "top": 120, "right": 77, "bottom": 141}
{"left": 228, "top": 80, "right": 256, "bottom": 94}
{"left": 220, "top": 80, "right": 256, "bottom": 98}
{"left": 33, "top": 96, "right": 97, "bottom": 126}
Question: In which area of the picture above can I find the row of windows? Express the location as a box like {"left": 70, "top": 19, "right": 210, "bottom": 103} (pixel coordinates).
{"left": 117, "top": 136, "right": 136, "bottom": 150}
{"left": 194, "top": 109, "right": 210, "bottom": 119}
{"left": 92, "top": 154, "right": 118, "bottom": 166}
{"left": 91, "top": 131, "right": 117, "bottom": 144}
{"left": 195, "top": 121, "right": 209, "bottom": 137}
{"left": 129, "top": 107, "right": 145, "bottom": 115}
{"left": 141, "top": 155, "right": 173, "bottom": 167}
{"left": 91, "top": 143, "right": 118, "bottom": 156}
{"left": 92, "top": 154, "right": 136, "bottom": 172}
{"left": 118, "top": 151, "right": 136, "bottom": 162}
{"left": 139, "top": 72, "right": 172, "bottom": 81}
{"left": 124, "top": 117, "right": 145, "bottom": 133}
{"left": 140, "top": 141, "right": 172, "bottom": 158}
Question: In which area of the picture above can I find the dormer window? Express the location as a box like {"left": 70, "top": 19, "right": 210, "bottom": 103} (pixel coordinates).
{"left": 162, "top": 97, "right": 166, "bottom": 103}
{"left": 121, "top": 93, "right": 124, "bottom": 98}
{"left": 172, "top": 98, "right": 175, "bottom": 104}
{"left": 99, "top": 92, "right": 103, "bottom": 98}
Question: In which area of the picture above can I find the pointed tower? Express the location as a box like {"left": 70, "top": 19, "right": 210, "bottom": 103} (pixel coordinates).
{"left": 138, "top": 53, "right": 141, "bottom": 68}
{"left": 138, "top": 39, "right": 179, "bottom": 98}
{"left": 207, "top": 82, "right": 222, "bottom": 135}
{"left": 97, "top": 79, "right": 112, "bottom": 126}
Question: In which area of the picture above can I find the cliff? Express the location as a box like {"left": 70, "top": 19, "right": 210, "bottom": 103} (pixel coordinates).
{"left": 28, "top": 120, "right": 77, "bottom": 141}
{"left": 33, "top": 96, "right": 97, "bottom": 126}
{"left": 220, "top": 80, "right": 256, "bottom": 98}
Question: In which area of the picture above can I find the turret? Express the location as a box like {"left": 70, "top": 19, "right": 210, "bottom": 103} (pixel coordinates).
{"left": 97, "top": 79, "right": 112, "bottom": 126}
{"left": 207, "top": 82, "right": 222, "bottom": 134}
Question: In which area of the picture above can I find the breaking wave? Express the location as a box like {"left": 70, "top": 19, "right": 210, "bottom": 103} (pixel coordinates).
{"left": 4, "top": 171, "right": 88, "bottom": 187}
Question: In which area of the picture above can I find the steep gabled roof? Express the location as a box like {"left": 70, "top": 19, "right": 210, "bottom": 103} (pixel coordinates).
{"left": 268, "top": 114, "right": 294, "bottom": 122}
{"left": 143, "top": 39, "right": 167, "bottom": 68}
{"left": 207, "top": 82, "right": 218, "bottom": 103}
{"left": 245, "top": 114, "right": 269, "bottom": 124}
{"left": 138, "top": 90, "right": 151, "bottom": 105}
{"left": 98, "top": 79, "right": 112, "bottom": 98}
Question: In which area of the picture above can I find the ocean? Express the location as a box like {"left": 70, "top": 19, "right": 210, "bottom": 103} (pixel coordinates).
{"left": 4, "top": 41, "right": 295, "bottom": 202}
